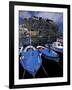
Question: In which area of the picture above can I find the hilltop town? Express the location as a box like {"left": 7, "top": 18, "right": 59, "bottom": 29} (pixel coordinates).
{"left": 19, "top": 16, "right": 63, "bottom": 47}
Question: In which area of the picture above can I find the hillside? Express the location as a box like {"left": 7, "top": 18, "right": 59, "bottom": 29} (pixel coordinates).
{"left": 19, "top": 16, "right": 63, "bottom": 46}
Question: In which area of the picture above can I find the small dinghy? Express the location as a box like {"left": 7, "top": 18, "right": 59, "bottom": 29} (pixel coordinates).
{"left": 37, "top": 46, "right": 59, "bottom": 62}
{"left": 20, "top": 45, "right": 42, "bottom": 77}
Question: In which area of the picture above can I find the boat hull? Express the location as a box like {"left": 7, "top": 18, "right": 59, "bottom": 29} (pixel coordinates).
{"left": 41, "top": 53, "right": 59, "bottom": 63}
{"left": 38, "top": 48, "right": 59, "bottom": 62}
{"left": 20, "top": 49, "right": 42, "bottom": 76}
{"left": 50, "top": 47, "right": 63, "bottom": 54}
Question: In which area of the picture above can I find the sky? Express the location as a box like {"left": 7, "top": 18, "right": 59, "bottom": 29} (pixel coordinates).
{"left": 19, "top": 11, "right": 63, "bottom": 32}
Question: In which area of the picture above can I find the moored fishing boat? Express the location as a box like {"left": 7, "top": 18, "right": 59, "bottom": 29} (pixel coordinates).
{"left": 20, "top": 45, "right": 42, "bottom": 77}
{"left": 51, "top": 41, "right": 63, "bottom": 53}
{"left": 36, "top": 46, "right": 59, "bottom": 62}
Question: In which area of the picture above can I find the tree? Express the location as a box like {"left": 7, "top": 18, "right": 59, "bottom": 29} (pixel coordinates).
{"left": 23, "top": 16, "right": 62, "bottom": 45}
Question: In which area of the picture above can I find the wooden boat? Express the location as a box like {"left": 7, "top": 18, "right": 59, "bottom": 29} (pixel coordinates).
{"left": 20, "top": 45, "right": 42, "bottom": 77}
{"left": 37, "top": 46, "right": 59, "bottom": 62}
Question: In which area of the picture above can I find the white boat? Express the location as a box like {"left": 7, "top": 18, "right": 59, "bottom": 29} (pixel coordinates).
{"left": 51, "top": 42, "right": 63, "bottom": 53}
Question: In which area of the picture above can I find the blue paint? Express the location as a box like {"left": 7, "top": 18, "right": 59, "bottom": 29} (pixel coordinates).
{"left": 20, "top": 47, "right": 59, "bottom": 76}
{"left": 20, "top": 49, "right": 42, "bottom": 76}
{"left": 39, "top": 48, "right": 58, "bottom": 57}
{"left": 55, "top": 47, "right": 63, "bottom": 52}
{"left": 39, "top": 48, "right": 59, "bottom": 62}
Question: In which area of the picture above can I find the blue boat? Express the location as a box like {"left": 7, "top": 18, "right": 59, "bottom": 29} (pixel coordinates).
{"left": 20, "top": 45, "right": 42, "bottom": 77}
{"left": 37, "top": 46, "right": 59, "bottom": 62}
{"left": 53, "top": 47, "right": 63, "bottom": 53}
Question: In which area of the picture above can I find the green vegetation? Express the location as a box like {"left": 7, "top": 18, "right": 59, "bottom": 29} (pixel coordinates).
{"left": 20, "top": 16, "right": 63, "bottom": 46}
